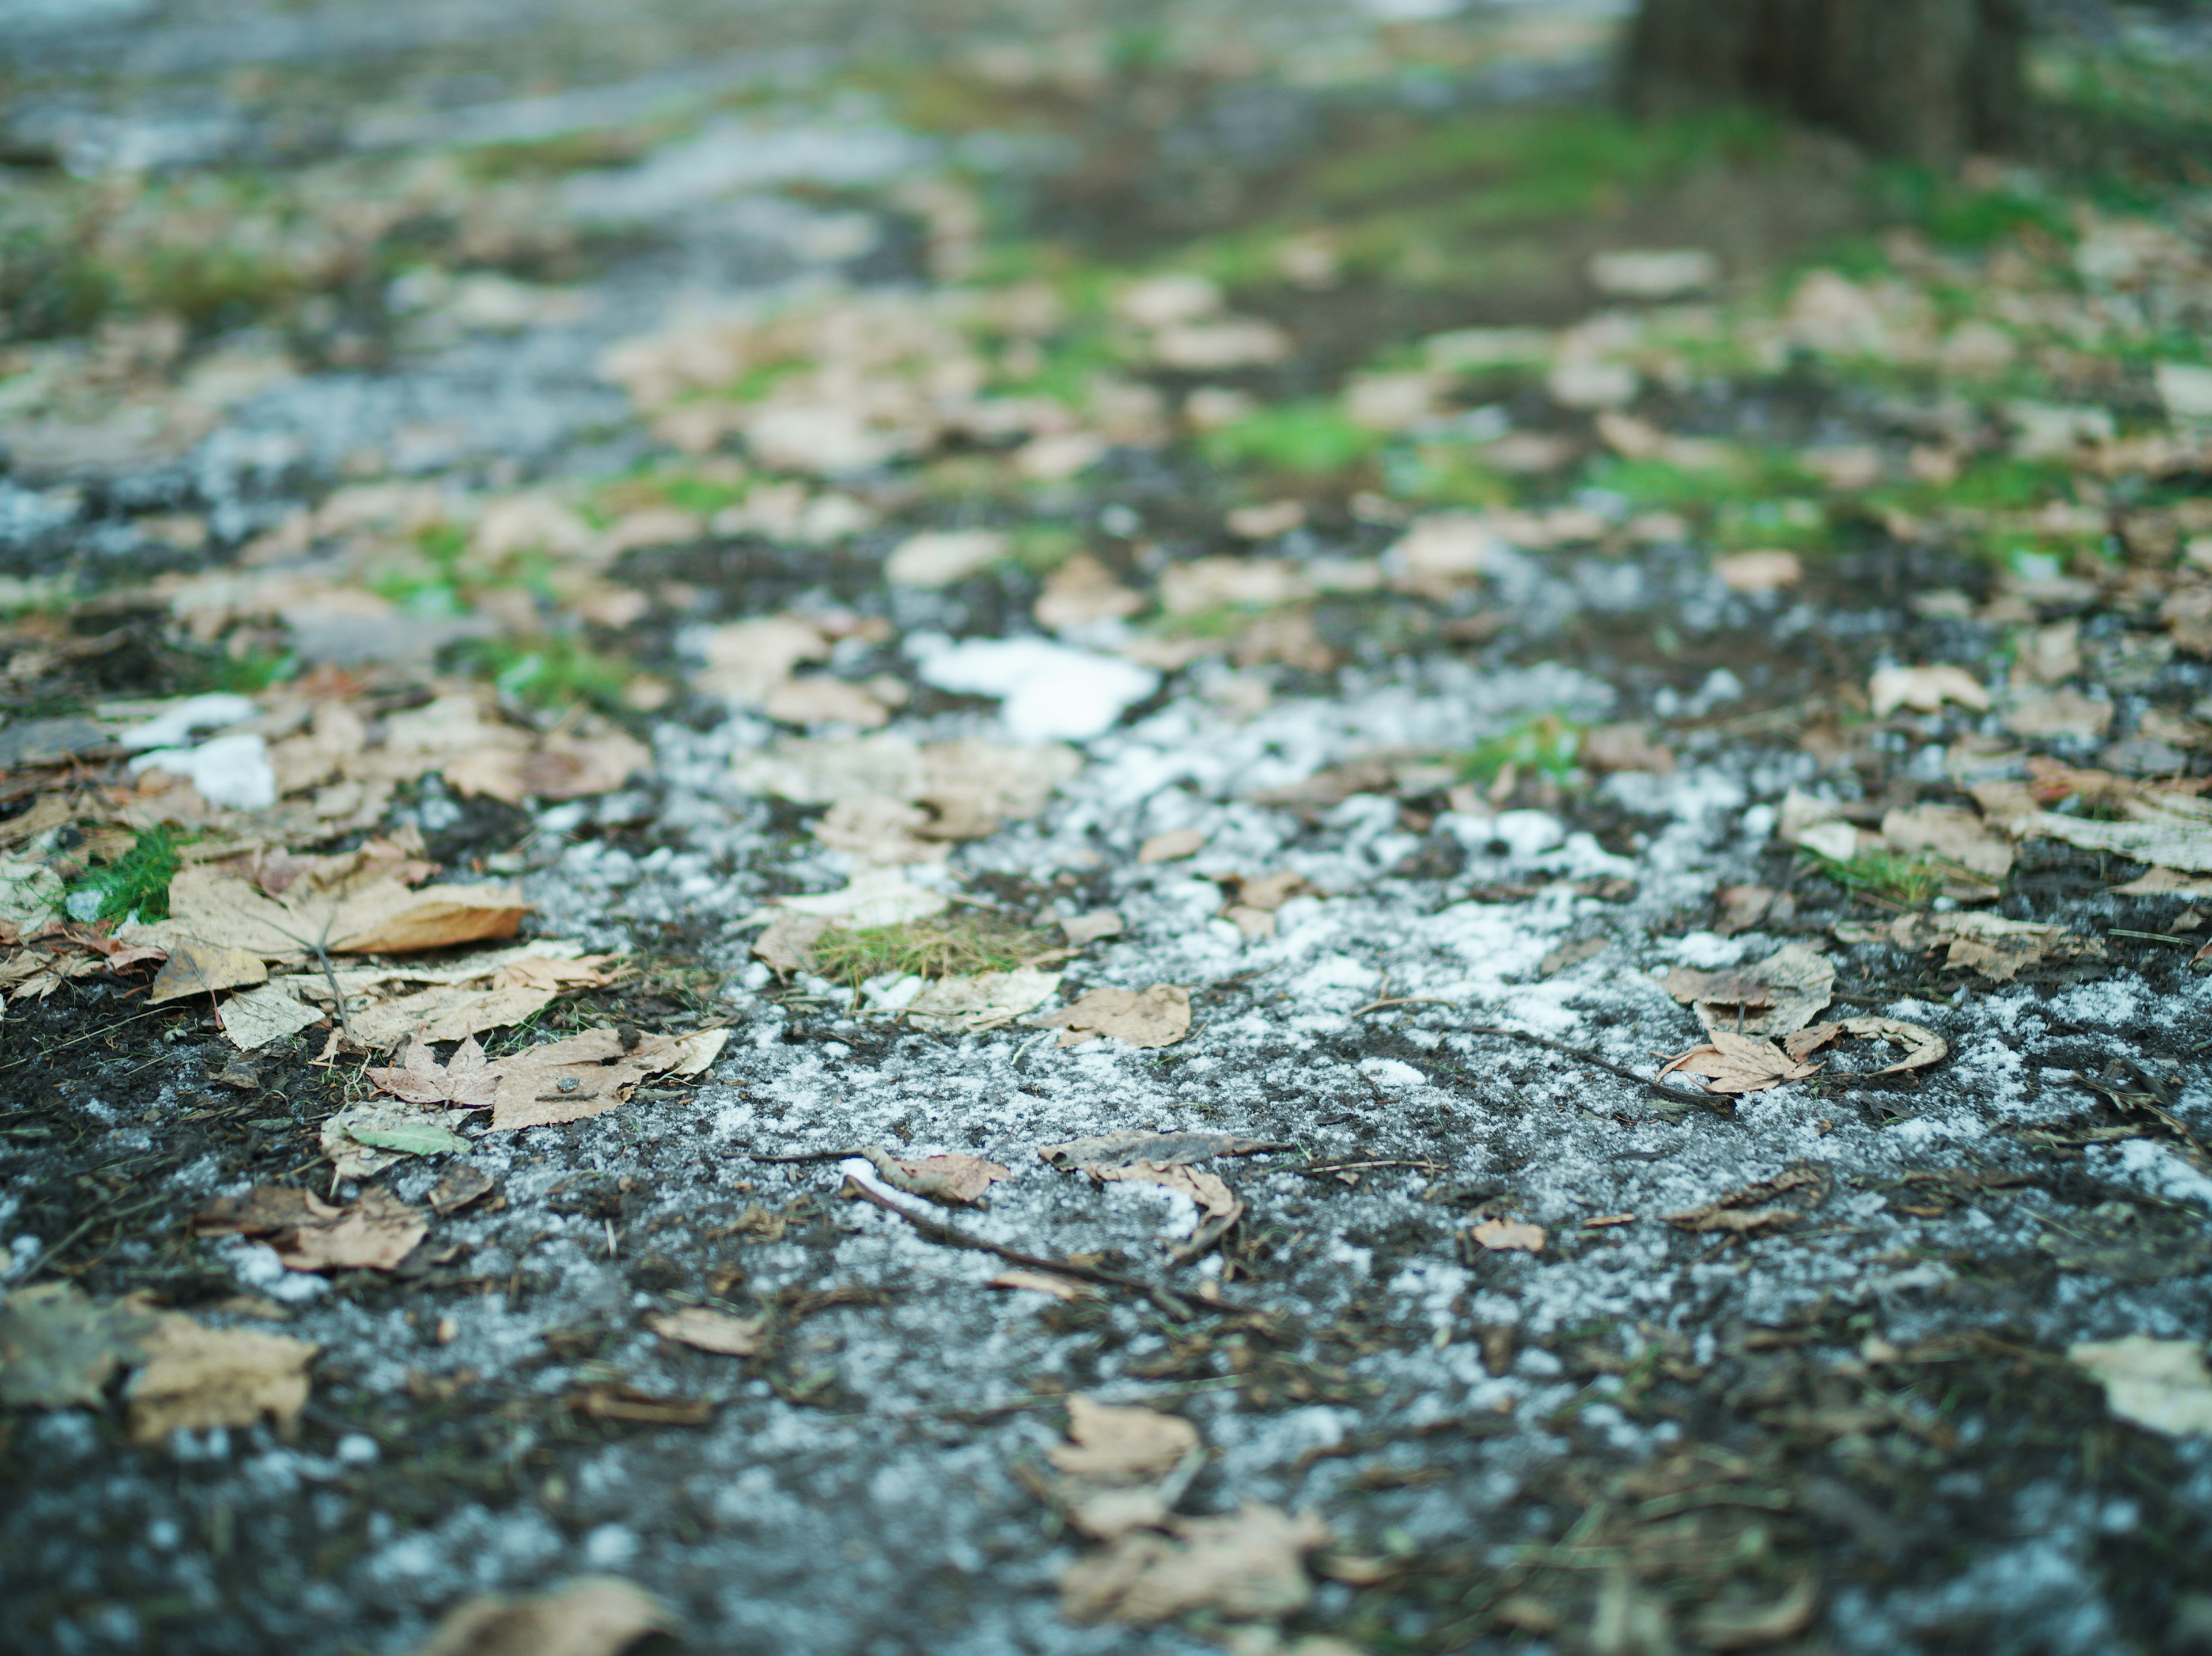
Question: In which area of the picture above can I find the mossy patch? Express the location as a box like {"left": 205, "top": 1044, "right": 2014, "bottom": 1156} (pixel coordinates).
{"left": 812, "top": 911, "right": 1054, "bottom": 987}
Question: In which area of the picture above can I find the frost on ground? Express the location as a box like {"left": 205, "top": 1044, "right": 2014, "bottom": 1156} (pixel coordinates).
{"left": 5, "top": 3, "right": 2212, "bottom": 1654}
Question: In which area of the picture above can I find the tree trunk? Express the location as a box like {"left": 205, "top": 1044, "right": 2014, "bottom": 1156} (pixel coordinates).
{"left": 1623, "top": 0, "right": 2029, "bottom": 166}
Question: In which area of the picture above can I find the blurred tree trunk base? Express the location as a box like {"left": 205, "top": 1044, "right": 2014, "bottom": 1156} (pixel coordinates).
{"left": 1623, "top": 0, "right": 2029, "bottom": 167}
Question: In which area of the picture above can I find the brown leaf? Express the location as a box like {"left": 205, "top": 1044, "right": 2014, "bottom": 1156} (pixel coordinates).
{"left": 752, "top": 910, "right": 829, "bottom": 975}
{"left": 1580, "top": 723, "right": 1676, "bottom": 774}
{"left": 427, "top": 1166, "right": 495, "bottom": 1215}
{"left": 487, "top": 954, "right": 623, "bottom": 992}
{"left": 1714, "top": 884, "right": 1775, "bottom": 936}
{"left": 1467, "top": 1219, "right": 1546, "bottom": 1253}
{"left": 1839, "top": 912, "right": 2105, "bottom": 982}
{"left": 1138, "top": 828, "right": 1206, "bottom": 863}
{"left": 1662, "top": 943, "right": 1835, "bottom": 1037}
{"left": 1869, "top": 664, "right": 1990, "bottom": 717}
{"left": 487, "top": 1025, "right": 727, "bottom": 1130}
{"left": 125, "top": 1315, "right": 317, "bottom": 1444}
{"left": 147, "top": 941, "right": 267, "bottom": 1005}
{"left": 859, "top": 1147, "right": 1013, "bottom": 1207}
{"left": 1880, "top": 805, "right": 2013, "bottom": 882}
{"left": 1787, "top": 1016, "right": 1947, "bottom": 1075}
{"left": 1691, "top": 1578, "right": 1820, "bottom": 1652}
{"left": 1050, "top": 1395, "right": 1200, "bottom": 1481}
{"left": 193, "top": 1186, "right": 428, "bottom": 1272}
{"left": 1663, "top": 1167, "right": 1824, "bottom": 1235}
{"left": 1059, "top": 910, "right": 1124, "bottom": 946}
{"left": 145, "top": 865, "right": 529, "bottom": 961}
{"left": 647, "top": 1307, "right": 767, "bottom": 1357}
{"left": 566, "top": 1383, "right": 714, "bottom": 1426}
{"left": 988, "top": 1270, "right": 1097, "bottom": 1301}
{"left": 369, "top": 1033, "right": 499, "bottom": 1111}
{"left": 1060, "top": 1503, "right": 1330, "bottom": 1624}
{"left": 1028, "top": 984, "right": 1190, "bottom": 1049}
{"left": 407, "top": 1577, "right": 672, "bottom": 1656}
{"left": 1658, "top": 1031, "right": 1822, "bottom": 1095}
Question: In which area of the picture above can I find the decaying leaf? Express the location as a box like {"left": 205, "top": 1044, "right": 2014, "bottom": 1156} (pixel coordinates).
{"left": 0, "top": 1283, "right": 157, "bottom": 1408}
{"left": 1060, "top": 1503, "right": 1330, "bottom": 1624}
{"left": 220, "top": 981, "right": 327, "bottom": 1052}
{"left": 647, "top": 1307, "right": 767, "bottom": 1357}
{"left": 370, "top": 1032, "right": 499, "bottom": 1110}
{"left": 1051, "top": 1396, "right": 1202, "bottom": 1481}
{"left": 1060, "top": 910, "right": 1124, "bottom": 946}
{"left": 320, "top": 1100, "right": 475, "bottom": 1178}
{"left": 148, "top": 940, "right": 267, "bottom": 1005}
{"left": 1028, "top": 984, "right": 1190, "bottom": 1049}
{"left": 2070, "top": 1336, "right": 2212, "bottom": 1438}
{"left": 1038, "top": 1130, "right": 1279, "bottom": 1172}
{"left": 1466, "top": 1219, "right": 1546, "bottom": 1253}
{"left": 1659, "top": 1033, "right": 1822, "bottom": 1094}
{"left": 1218, "top": 870, "right": 1313, "bottom": 940}
{"left": 1663, "top": 1167, "right": 1825, "bottom": 1235}
{"left": 775, "top": 867, "right": 950, "bottom": 928}
{"left": 488, "top": 1025, "right": 729, "bottom": 1131}
{"left": 733, "top": 733, "right": 1082, "bottom": 840}
{"left": 125, "top": 1314, "right": 318, "bottom": 1443}
{"left": 1139, "top": 828, "right": 1206, "bottom": 863}
{"left": 193, "top": 1186, "right": 428, "bottom": 1272}
{"left": 989, "top": 1270, "right": 1097, "bottom": 1301}
{"left": 1880, "top": 805, "right": 2013, "bottom": 884}
{"left": 859, "top": 1146, "right": 1013, "bottom": 1207}
{"left": 1836, "top": 912, "right": 2106, "bottom": 982}
{"left": 1691, "top": 1579, "right": 1820, "bottom": 1651}
{"left": 1869, "top": 664, "right": 1990, "bottom": 717}
{"left": 904, "top": 968, "right": 1060, "bottom": 1034}
{"left": 1783, "top": 1017, "right": 1947, "bottom": 1075}
{"left": 407, "top": 1577, "right": 672, "bottom": 1656}
{"left": 2016, "top": 802, "right": 2212, "bottom": 873}
{"left": 1663, "top": 943, "right": 1835, "bottom": 1037}
{"left": 138, "top": 862, "right": 528, "bottom": 962}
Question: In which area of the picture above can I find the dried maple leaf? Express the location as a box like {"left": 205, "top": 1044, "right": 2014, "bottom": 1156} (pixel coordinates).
{"left": 1659, "top": 1031, "right": 1823, "bottom": 1095}
{"left": 368, "top": 1033, "right": 498, "bottom": 1111}
{"left": 1663, "top": 943, "right": 1835, "bottom": 1037}
{"left": 487, "top": 1025, "right": 728, "bottom": 1130}
{"left": 1785, "top": 1017, "right": 1947, "bottom": 1075}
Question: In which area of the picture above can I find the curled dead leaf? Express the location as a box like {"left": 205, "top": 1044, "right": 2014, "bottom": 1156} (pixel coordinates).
{"left": 859, "top": 1146, "right": 1012, "bottom": 1207}
{"left": 1028, "top": 984, "right": 1190, "bottom": 1049}
{"left": 647, "top": 1307, "right": 767, "bottom": 1357}
{"left": 1784, "top": 1017, "right": 1946, "bottom": 1075}
{"left": 1658, "top": 1031, "right": 1822, "bottom": 1095}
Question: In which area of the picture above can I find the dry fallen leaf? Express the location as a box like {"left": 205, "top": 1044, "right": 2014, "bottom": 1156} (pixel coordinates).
{"left": 1663, "top": 1167, "right": 1823, "bottom": 1234}
{"left": 488, "top": 1025, "right": 728, "bottom": 1131}
{"left": 1060, "top": 1503, "right": 1330, "bottom": 1624}
{"left": 2070, "top": 1336, "right": 2212, "bottom": 1438}
{"left": 370, "top": 1033, "right": 499, "bottom": 1111}
{"left": 989, "top": 1270, "right": 1097, "bottom": 1301}
{"left": 753, "top": 910, "right": 830, "bottom": 975}
{"left": 1138, "top": 828, "right": 1206, "bottom": 864}
{"left": 407, "top": 1577, "right": 672, "bottom": 1656}
{"left": 1663, "top": 943, "right": 1835, "bottom": 1037}
{"left": 1880, "top": 805, "right": 2013, "bottom": 884}
{"left": 1051, "top": 1396, "right": 1201, "bottom": 1481}
{"left": 1029, "top": 984, "right": 1191, "bottom": 1049}
{"left": 0, "top": 1283, "right": 157, "bottom": 1408}
{"left": 125, "top": 1314, "right": 318, "bottom": 1443}
{"left": 220, "top": 981, "right": 327, "bottom": 1052}
{"left": 193, "top": 1185, "right": 428, "bottom": 1272}
{"left": 1691, "top": 1579, "right": 1820, "bottom": 1652}
{"left": 859, "top": 1146, "right": 1013, "bottom": 1207}
{"left": 1059, "top": 910, "right": 1124, "bottom": 947}
{"left": 141, "top": 864, "right": 528, "bottom": 962}
{"left": 1713, "top": 550, "right": 1802, "bottom": 593}
{"left": 1783, "top": 1016, "right": 1947, "bottom": 1075}
{"left": 1837, "top": 912, "right": 2106, "bottom": 982}
{"left": 647, "top": 1307, "right": 768, "bottom": 1357}
{"left": 148, "top": 940, "right": 267, "bottom": 1005}
{"left": 1869, "top": 664, "right": 1990, "bottom": 717}
{"left": 2016, "top": 801, "right": 2212, "bottom": 873}
{"left": 1036, "top": 554, "right": 1146, "bottom": 631}
{"left": 904, "top": 968, "right": 1061, "bottom": 1034}
{"left": 774, "top": 867, "right": 950, "bottom": 928}
{"left": 1658, "top": 1031, "right": 1823, "bottom": 1095}
{"left": 1467, "top": 1219, "right": 1546, "bottom": 1253}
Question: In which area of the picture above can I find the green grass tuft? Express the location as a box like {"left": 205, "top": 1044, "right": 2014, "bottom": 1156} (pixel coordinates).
{"left": 1810, "top": 848, "right": 1943, "bottom": 908}
{"left": 73, "top": 828, "right": 184, "bottom": 923}
{"left": 1200, "top": 401, "right": 1381, "bottom": 478}
{"left": 812, "top": 912, "right": 1053, "bottom": 987}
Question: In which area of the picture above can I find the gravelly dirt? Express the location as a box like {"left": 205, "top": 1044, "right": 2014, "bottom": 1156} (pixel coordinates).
{"left": 5, "top": 5, "right": 2212, "bottom": 1655}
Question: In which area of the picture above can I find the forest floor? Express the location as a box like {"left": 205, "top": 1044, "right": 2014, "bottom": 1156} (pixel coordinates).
{"left": 4, "top": 3, "right": 2212, "bottom": 1654}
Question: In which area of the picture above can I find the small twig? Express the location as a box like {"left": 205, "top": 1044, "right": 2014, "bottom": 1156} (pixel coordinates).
{"left": 1297, "top": 1158, "right": 1449, "bottom": 1178}
{"left": 836, "top": 1175, "right": 1246, "bottom": 1320}
{"left": 752, "top": 1149, "right": 868, "bottom": 1164}
{"left": 2107, "top": 929, "right": 2194, "bottom": 948}
{"left": 1464, "top": 1024, "right": 1719, "bottom": 1111}
{"left": 1351, "top": 996, "right": 1458, "bottom": 1017}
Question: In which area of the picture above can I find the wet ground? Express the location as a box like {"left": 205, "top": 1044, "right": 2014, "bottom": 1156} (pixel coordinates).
{"left": 4, "top": 3, "right": 2212, "bottom": 1654}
